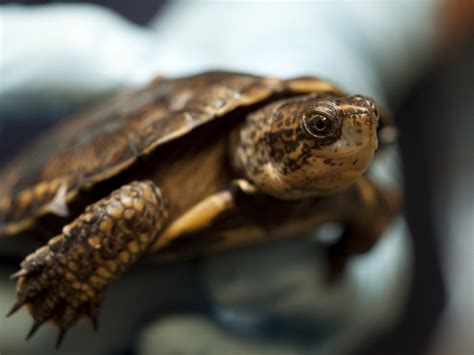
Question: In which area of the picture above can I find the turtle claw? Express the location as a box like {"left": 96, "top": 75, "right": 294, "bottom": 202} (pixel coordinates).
{"left": 55, "top": 328, "right": 67, "bottom": 348}
{"left": 26, "top": 320, "right": 45, "bottom": 341}
{"left": 84, "top": 299, "right": 100, "bottom": 332}
{"left": 10, "top": 268, "right": 28, "bottom": 280}
{"left": 6, "top": 299, "right": 25, "bottom": 317}
{"left": 13, "top": 268, "right": 103, "bottom": 346}
{"left": 10, "top": 240, "right": 105, "bottom": 347}
{"left": 89, "top": 314, "right": 99, "bottom": 332}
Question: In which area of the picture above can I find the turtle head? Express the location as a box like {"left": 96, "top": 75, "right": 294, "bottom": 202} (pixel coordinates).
{"left": 232, "top": 94, "right": 379, "bottom": 199}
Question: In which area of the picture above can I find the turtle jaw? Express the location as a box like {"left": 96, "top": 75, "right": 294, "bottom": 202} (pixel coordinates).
{"left": 337, "top": 95, "right": 379, "bottom": 155}
{"left": 315, "top": 96, "right": 379, "bottom": 160}
{"left": 326, "top": 100, "right": 379, "bottom": 179}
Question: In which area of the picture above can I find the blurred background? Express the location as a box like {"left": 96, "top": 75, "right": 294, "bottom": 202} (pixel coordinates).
{"left": 0, "top": 1, "right": 473, "bottom": 354}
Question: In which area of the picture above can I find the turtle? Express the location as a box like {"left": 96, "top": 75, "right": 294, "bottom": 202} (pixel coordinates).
{"left": 0, "top": 71, "right": 401, "bottom": 347}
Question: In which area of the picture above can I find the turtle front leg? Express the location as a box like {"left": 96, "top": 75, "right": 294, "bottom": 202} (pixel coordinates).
{"left": 327, "top": 178, "right": 401, "bottom": 278}
{"left": 7, "top": 181, "right": 168, "bottom": 347}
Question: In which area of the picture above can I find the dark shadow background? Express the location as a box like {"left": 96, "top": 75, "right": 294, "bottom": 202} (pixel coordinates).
{"left": 1, "top": 1, "right": 473, "bottom": 354}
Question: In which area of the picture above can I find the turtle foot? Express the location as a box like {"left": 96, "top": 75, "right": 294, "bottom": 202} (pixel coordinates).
{"left": 7, "top": 244, "right": 102, "bottom": 347}
{"left": 6, "top": 181, "right": 168, "bottom": 347}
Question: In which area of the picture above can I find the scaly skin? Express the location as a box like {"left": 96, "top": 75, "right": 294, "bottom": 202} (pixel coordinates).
{"left": 7, "top": 181, "right": 168, "bottom": 347}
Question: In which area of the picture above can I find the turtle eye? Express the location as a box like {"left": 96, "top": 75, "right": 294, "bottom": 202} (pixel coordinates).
{"left": 302, "top": 111, "right": 339, "bottom": 139}
{"left": 312, "top": 116, "right": 328, "bottom": 132}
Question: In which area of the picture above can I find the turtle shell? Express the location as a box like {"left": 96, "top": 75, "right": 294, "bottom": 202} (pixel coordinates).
{"left": 0, "top": 71, "right": 343, "bottom": 235}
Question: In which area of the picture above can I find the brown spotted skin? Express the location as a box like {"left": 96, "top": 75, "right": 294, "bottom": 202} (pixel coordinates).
{"left": 231, "top": 94, "right": 379, "bottom": 199}
{"left": 7, "top": 181, "right": 168, "bottom": 345}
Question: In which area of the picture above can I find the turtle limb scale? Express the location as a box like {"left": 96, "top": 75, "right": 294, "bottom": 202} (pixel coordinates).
{"left": 7, "top": 181, "right": 168, "bottom": 347}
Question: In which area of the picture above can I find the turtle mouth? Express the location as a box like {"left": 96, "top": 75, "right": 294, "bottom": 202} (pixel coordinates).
{"left": 332, "top": 140, "right": 377, "bottom": 159}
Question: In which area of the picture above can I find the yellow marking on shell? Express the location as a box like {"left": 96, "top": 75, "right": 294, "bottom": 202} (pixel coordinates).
{"left": 286, "top": 78, "right": 342, "bottom": 95}
{"left": 65, "top": 272, "right": 75, "bottom": 281}
{"left": 239, "top": 83, "right": 277, "bottom": 105}
{"left": 0, "top": 218, "right": 34, "bottom": 236}
{"left": 80, "top": 293, "right": 89, "bottom": 302}
{"left": 0, "top": 196, "right": 11, "bottom": 210}
{"left": 153, "top": 190, "right": 235, "bottom": 251}
{"left": 47, "top": 178, "right": 61, "bottom": 193}
{"left": 88, "top": 236, "right": 102, "bottom": 249}
{"left": 119, "top": 250, "right": 130, "bottom": 264}
{"left": 33, "top": 182, "right": 49, "bottom": 199}
{"left": 97, "top": 267, "right": 112, "bottom": 279}
{"left": 99, "top": 218, "right": 113, "bottom": 234}
{"left": 17, "top": 190, "right": 33, "bottom": 209}
{"left": 1, "top": 179, "right": 78, "bottom": 236}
